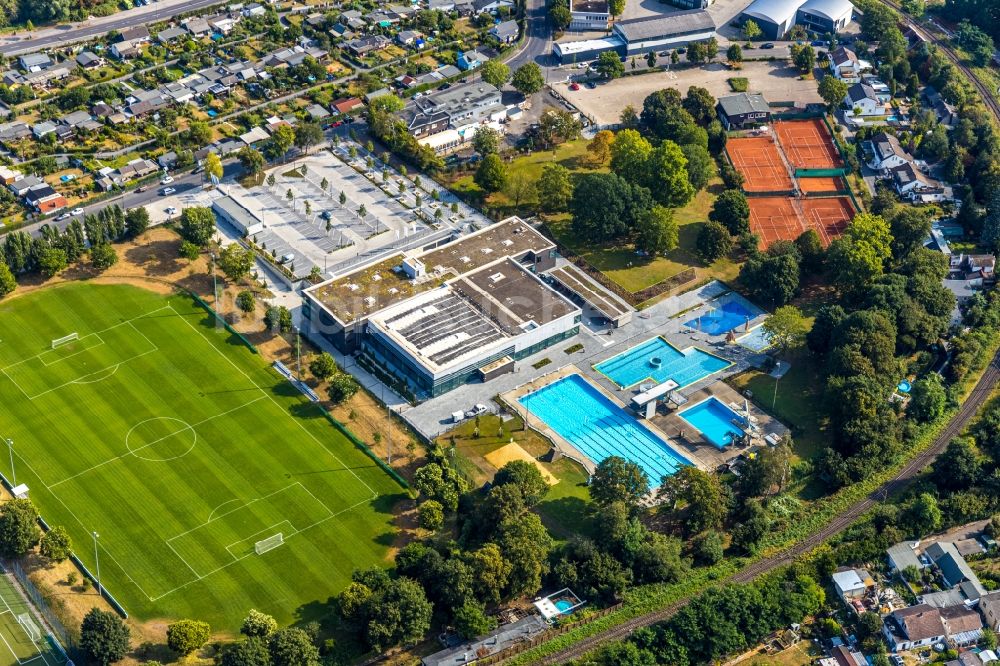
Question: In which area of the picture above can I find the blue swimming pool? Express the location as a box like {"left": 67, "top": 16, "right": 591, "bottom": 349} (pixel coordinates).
{"left": 684, "top": 301, "right": 756, "bottom": 335}
{"left": 595, "top": 337, "right": 730, "bottom": 389}
{"left": 679, "top": 397, "right": 747, "bottom": 449}
{"left": 555, "top": 599, "right": 573, "bottom": 612}
{"left": 519, "top": 374, "right": 690, "bottom": 485}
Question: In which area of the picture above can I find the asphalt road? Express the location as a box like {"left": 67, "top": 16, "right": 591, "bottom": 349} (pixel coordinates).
{"left": 503, "top": 0, "right": 552, "bottom": 70}
{"left": 0, "top": 0, "right": 225, "bottom": 56}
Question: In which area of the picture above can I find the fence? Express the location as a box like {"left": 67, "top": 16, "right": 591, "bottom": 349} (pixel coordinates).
{"left": 320, "top": 411, "right": 410, "bottom": 489}
{"left": 189, "top": 294, "right": 259, "bottom": 354}
{"left": 4, "top": 560, "right": 75, "bottom": 657}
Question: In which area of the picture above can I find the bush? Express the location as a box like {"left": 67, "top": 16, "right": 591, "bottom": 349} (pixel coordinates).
{"left": 179, "top": 241, "right": 201, "bottom": 260}
{"left": 327, "top": 373, "right": 358, "bottom": 405}
{"left": 264, "top": 305, "right": 293, "bottom": 333}
{"left": 39, "top": 526, "right": 72, "bottom": 562}
{"left": 728, "top": 77, "right": 749, "bottom": 92}
{"left": 167, "top": 619, "right": 211, "bottom": 655}
{"left": 418, "top": 500, "right": 444, "bottom": 531}
{"left": 236, "top": 290, "right": 256, "bottom": 313}
{"left": 241, "top": 609, "right": 277, "bottom": 638}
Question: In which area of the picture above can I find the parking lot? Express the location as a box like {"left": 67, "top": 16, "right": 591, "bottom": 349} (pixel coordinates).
{"left": 552, "top": 60, "right": 824, "bottom": 126}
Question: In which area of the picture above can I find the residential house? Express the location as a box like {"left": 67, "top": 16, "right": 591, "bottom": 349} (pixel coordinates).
{"left": 925, "top": 542, "right": 987, "bottom": 594}
{"left": 23, "top": 183, "right": 67, "bottom": 213}
{"left": 829, "top": 646, "right": 866, "bottom": 666}
{"left": 59, "top": 110, "right": 101, "bottom": 134}
{"left": 491, "top": 19, "right": 519, "bottom": 43}
{"left": 0, "top": 166, "right": 22, "bottom": 185}
{"left": 0, "top": 121, "right": 31, "bottom": 145}
{"left": 828, "top": 46, "right": 870, "bottom": 83}
{"left": 330, "top": 23, "right": 354, "bottom": 39}
{"left": 832, "top": 568, "right": 875, "bottom": 601}
{"left": 183, "top": 17, "right": 212, "bottom": 36}
{"left": 890, "top": 162, "right": 950, "bottom": 202}
{"left": 883, "top": 605, "right": 947, "bottom": 652}
{"left": 866, "top": 132, "right": 912, "bottom": 172}
{"left": 365, "top": 10, "right": 399, "bottom": 26}
{"left": 209, "top": 16, "right": 241, "bottom": 34}
{"left": 306, "top": 103, "right": 330, "bottom": 121}
{"left": 117, "top": 158, "right": 158, "bottom": 183}
{"left": 332, "top": 97, "right": 364, "bottom": 115}
{"left": 9, "top": 175, "right": 43, "bottom": 196}
{"left": 18, "top": 53, "right": 52, "bottom": 72}
{"left": 980, "top": 591, "right": 1000, "bottom": 631}
{"left": 862, "top": 76, "right": 892, "bottom": 103}
{"left": 31, "top": 121, "right": 56, "bottom": 139}
{"left": 925, "top": 86, "right": 958, "bottom": 127}
{"left": 239, "top": 126, "right": 270, "bottom": 145}
{"left": 396, "top": 29, "right": 424, "bottom": 46}
{"left": 457, "top": 48, "right": 490, "bottom": 70}
{"left": 948, "top": 254, "right": 996, "bottom": 286}
{"left": 845, "top": 82, "right": 884, "bottom": 116}
{"left": 888, "top": 541, "right": 925, "bottom": 573}
{"left": 243, "top": 2, "right": 266, "bottom": 16}
{"left": 119, "top": 25, "right": 151, "bottom": 43}
{"left": 941, "top": 605, "right": 983, "bottom": 647}
{"left": 346, "top": 35, "right": 391, "bottom": 57}
{"left": 472, "top": 0, "right": 514, "bottom": 12}
{"left": 76, "top": 51, "right": 104, "bottom": 69}
{"left": 23, "top": 65, "right": 71, "bottom": 88}
{"left": 157, "top": 26, "right": 188, "bottom": 43}
{"left": 111, "top": 40, "right": 145, "bottom": 59}
{"left": 305, "top": 12, "right": 326, "bottom": 28}
{"left": 214, "top": 138, "right": 244, "bottom": 155}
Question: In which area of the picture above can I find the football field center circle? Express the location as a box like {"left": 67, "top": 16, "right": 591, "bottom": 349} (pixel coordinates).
{"left": 126, "top": 416, "right": 197, "bottom": 461}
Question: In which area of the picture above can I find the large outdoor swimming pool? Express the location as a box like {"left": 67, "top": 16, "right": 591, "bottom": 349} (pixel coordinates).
{"left": 519, "top": 374, "right": 690, "bottom": 485}
{"left": 595, "top": 337, "right": 731, "bottom": 389}
{"left": 679, "top": 397, "right": 747, "bottom": 449}
{"left": 684, "top": 300, "right": 757, "bottom": 335}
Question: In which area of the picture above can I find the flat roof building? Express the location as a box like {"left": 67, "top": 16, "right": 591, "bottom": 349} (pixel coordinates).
{"left": 570, "top": 0, "right": 610, "bottom": 31}
{"left": 553, "top": 8, "right": 714, "bottom": 61}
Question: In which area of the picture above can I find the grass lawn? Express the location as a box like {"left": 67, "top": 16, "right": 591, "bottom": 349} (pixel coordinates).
{"left": 0, "top": 283, "right": 405, "bottom": 629}
{"left": 730, "top": 639, "right": 820, "bottom": 666}
{"left": 726, "top": 352, "right": 826, "bottom": 466}
{"left": 438, "top": 414, "right": 592, "bottom": 539}
{"left": 448, "top": 140, "right": 738, "bottom": 297}
{"left": 547, "top": 180, "right": 740, "bottom": 294}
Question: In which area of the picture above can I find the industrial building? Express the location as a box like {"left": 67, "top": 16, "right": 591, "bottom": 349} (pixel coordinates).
{"left": 302, "top": 218, "right": 586, "bottom": 398}
{"left": 553, "top": 9, "right": 715, "bottom": 62}
{"left": 738, "top": 0, "right": 854, "bottom": 39}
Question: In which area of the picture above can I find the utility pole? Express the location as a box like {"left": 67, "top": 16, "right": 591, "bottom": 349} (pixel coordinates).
{"left": 92, "top": 532, "right": 102, "bottom": 598}
{"left": 5, "top": 439, "right": 13, "bottom": 486}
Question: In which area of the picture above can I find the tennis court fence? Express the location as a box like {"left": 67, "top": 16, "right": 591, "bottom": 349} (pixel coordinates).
{"left": 3, "top": 560, "right": 74, "bottom": 657}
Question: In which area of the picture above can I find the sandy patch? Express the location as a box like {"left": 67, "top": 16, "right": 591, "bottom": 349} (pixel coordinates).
{"left": 485, "top": 443, "right": 559, "bottom": 485}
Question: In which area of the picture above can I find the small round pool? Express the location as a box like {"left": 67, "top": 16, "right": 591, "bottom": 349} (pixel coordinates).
{"left": 555, "top": 599, "right": 573, "bottom": 612}
{"left": 897, "top": 380, "right": 912, "bottom": 393}
{"left": 649, "top": 357, "right": 662, "bottom": 368}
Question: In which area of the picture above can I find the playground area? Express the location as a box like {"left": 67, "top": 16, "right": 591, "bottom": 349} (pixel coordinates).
{"left": 725, "top": 136, "right": 795, "bottom": 193}
{"left": 773, "top": 118, "right": 844, "bottom": 170}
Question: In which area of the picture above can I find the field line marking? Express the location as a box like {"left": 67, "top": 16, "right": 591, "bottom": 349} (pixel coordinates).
{"left": 0, "top": 305, "right": 172, "bottom": 371}
{"left": 0, "top": 368, "right": 32, "bottom": 401}
{"left": 149, "top": 496, "right": 372, "bottom": 602}
{"left": 2, "top": 443, "right": 155, "bottom": 602}
{"left": 165, "top": 540, "right": 206, "bottom": 580}
{"left": 167, "top": 482, "right": 310, "bottom": 542}
{"left": 38, "top": 333, "right": 106, "bottom": 367}
{"left": 48, "top": 395, "right": 267, "bottom": 489}
{"left": 0, "top": 609, "right": 43, "bottom": 666}
{"left": 15, "top": 348, "right": 160, "bottom": 402}
{"left": 224, "top": 520, "right": 295, "bottom": 559}
{"left": 166, "top": 305, "right": 378, "bottom": 499}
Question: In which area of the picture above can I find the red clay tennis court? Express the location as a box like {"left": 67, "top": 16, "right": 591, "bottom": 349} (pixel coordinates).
{"left": 749, "top": 197, "right": 807, "bottom": 247}
{"left": 774, "top": 119, "right": 843, "bottom": 170}
{"left": 800, "top": 197, "right": 855, "bottom": 246}
{"left": 727, "top": 137, "right": 794, "bottom": 192}
{"left": 798, "top": 176, "right": 847, "bottom": 193}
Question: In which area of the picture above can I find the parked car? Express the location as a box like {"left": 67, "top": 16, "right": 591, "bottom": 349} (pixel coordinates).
{"left": 761, "top": 42, "right": 775, "bottom": 49}
{"left": 677, "top": 47, "right": 687, "bottom": 54}
{"left": 71, "top": 207, "right": 84, "bottom": 216}
{"left": 810, "top": 39, "right": 826, "bottom": 46}
{"left": 161, "top": 187, "right": 176, "bottom": 195}
{"left": 160, "top": 175, "right": 173, "bottom": 185}
{"left": 165, "top": 206, "right": 178, "bottom": 216}
{"left": 585, "top": 81, "right": 597, "bottom": 89}
{"left": 320, "top": 210, "right": 333, "bottom": 220}
{"left": 465, "top": 404, "right": 489, "bottom": 418}
{"left": 569, "top": 82, "right": 580, "bottom": 91}
{"left": 55, "top": 212, "right": 71, "bottom": 221}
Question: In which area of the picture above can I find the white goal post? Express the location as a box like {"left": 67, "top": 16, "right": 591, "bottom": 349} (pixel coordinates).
{"left": 255, "top": 533, "right": 284, "bottom": 555}
{"left": 16, "top": 613, "right": 41, "bottom": 643}
{"left": 51, "top": 333, "right": 79, "bottom": 349}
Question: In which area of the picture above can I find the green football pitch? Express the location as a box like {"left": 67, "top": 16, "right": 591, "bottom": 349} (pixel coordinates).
{"left": 0, "top": 283, "right": 405, "bottom": 628}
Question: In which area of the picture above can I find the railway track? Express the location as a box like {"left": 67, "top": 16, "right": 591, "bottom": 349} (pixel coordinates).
{"left": 880, "top": 0, "right": 1000, "bottom": 121}
{"left": 535, "top": 350, "right": 1000, "bottom": 665}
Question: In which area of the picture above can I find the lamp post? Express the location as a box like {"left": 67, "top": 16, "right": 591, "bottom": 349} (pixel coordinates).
{"left": 92, "top": 531, "right": 102, "bottom": 597}
{"left": 5, "top": 439, "right": 13, "bottom": 486}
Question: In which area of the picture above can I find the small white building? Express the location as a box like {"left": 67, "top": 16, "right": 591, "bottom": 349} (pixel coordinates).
{"left": 845, "top": 82, "right": 884, "bottom": 116}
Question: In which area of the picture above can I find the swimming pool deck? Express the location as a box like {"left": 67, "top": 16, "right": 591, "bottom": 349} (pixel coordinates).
{"left": 399, "top": 280, "right": 772, "bottom": 443}
{"left": 498, "top": 366, "right": 707, "bottom": 476}
{"left": 650, "top": 382, "right": 789, "bottom": 471}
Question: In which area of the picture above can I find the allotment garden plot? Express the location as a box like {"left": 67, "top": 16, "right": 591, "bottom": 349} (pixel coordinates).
{"left": 0, "top": 284, "right": 403, "bottom": 628}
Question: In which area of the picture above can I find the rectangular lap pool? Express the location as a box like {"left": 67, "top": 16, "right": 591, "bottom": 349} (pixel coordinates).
{"left": 519, "top": 374, "right": 690, "bottom": 485}
{"left": 684, "top": 301, "right": 756, "bottom": 335}
{"left": 595, "top": 337, "right": 730, "bottom": 389}
{"left": 679, "top": 397, "right": 747, "bottom": 449}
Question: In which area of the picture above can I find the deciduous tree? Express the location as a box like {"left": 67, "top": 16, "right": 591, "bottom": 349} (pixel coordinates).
{"left": 167, "top": 619, "right": 211, "bottom": 655}
{"left": 218, "top": 243, "right": 255, "bottom": 281}
{"left": 590, "top": 456, "right": 649, "bottom": 509}
{"left": 474, "top": 153, "right": 507, "bottom": 193}
{"left": 179, "top": 207, "right": 216, "bottom": 247}
{"left": 39, "top": 525, "right": 71, "bottom": 561}
{"left": 80, "top": 609, "right": 130, "bottom": 665}
{"left": 480, "top": 60, "right": 510, "bottom": 88}
{"left": 537, "top": 163, "right": 573, "bottom": 212}
{"left": 309, "top": 352, "right": 337, "bottom": 381}
{"left": 511, "top": 63, "right": 544, "bottom": 96}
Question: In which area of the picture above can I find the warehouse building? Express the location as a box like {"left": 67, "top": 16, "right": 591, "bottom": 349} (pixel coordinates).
{"left": 739, "top": 0, "right": 853, "bottom": 39}
{"left": 553, "top": 9, "right": 715, "bottom": 62}
{"left": 302, "top": 218, "right": 586, "bottom": 397}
